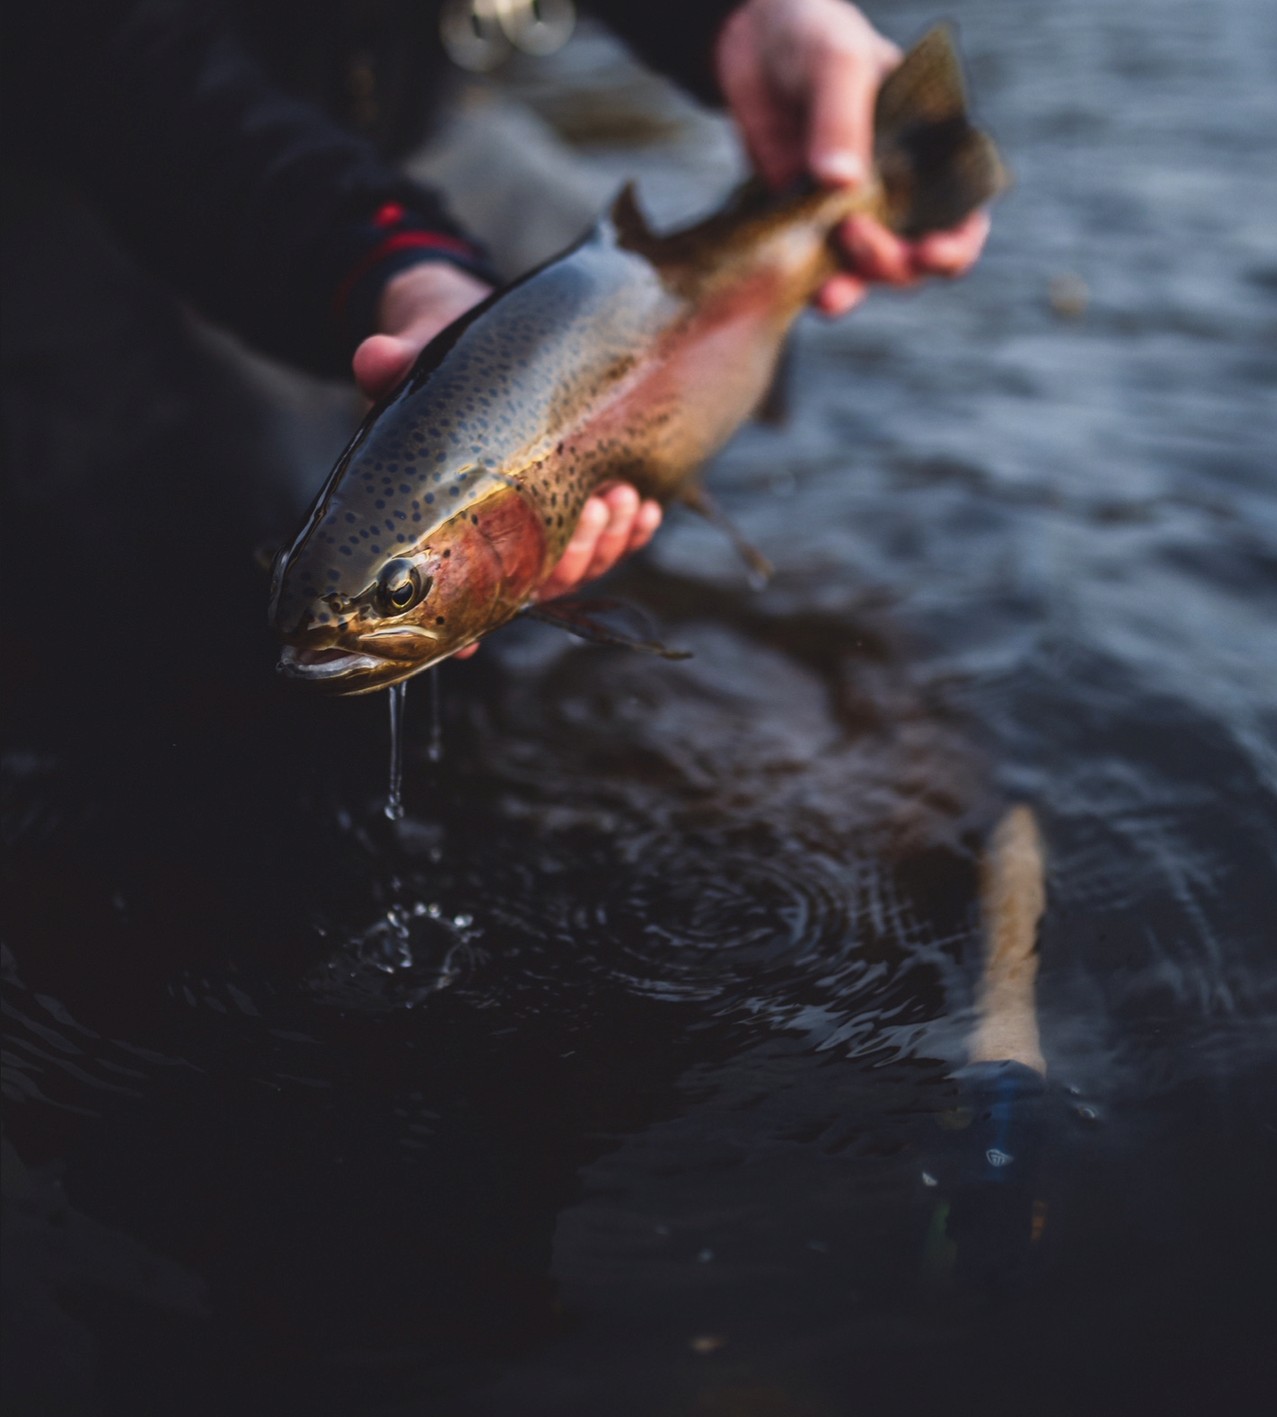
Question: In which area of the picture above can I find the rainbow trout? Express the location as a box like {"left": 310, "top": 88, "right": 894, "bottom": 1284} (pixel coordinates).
{"left": 271, "top": 27, "right": 1005, "bottom": 693}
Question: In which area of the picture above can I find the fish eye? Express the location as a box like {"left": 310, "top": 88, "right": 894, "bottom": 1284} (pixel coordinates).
{"left": 376, "top": 559, "right": 431, "bottom": 616}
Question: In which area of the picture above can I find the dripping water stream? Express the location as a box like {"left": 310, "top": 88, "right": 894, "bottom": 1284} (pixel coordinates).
{"left": 385, "top": 680, "right": 407, "bottom": 822}
{"left": 368, "top": 672, "right": 473, "bottom": 985}
{"left": 386, "top": 673, "right": 443, "bottom": 823}
{"left": 426, "top": 668, "right": 443, "bottom": 765}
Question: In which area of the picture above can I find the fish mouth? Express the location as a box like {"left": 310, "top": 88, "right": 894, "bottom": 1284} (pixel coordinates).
{"left": 278, "top": 644, "right": 386, "bottom": 682}
{"left": 363, "top": 625, "right": 442, "bottom": 656}
{"left": 277, "top": 638, "right": 453, "bottom": 694}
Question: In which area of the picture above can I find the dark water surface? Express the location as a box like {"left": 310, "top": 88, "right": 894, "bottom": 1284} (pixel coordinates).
{"left": 4, "top": 1, "right": 1276, "bottom": 1413}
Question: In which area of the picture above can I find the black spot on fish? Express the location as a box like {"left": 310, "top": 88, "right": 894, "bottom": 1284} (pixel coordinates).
{"left": 370, "top": 544, "right": 381, "bottom": 554}
{"left": 425, "top": 494, "right": 435, "bottom": 504}
{"left": 435, "top": 616, "right": 445, "bottom": 625}
{"left": 340, "top": 547, "right": 352, "bottom": 556}
{"left": 375, "top": 499, "right": 386, "bottom": 510}
{"left": 442, "top": 549, "right": 451, "bottom": 559}
{"left": 345, "top": 513, "right": 356, "bottom": 524}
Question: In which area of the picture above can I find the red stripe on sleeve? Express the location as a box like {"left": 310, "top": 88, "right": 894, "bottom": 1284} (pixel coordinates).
{"left": 333, "top": 231, "right": 479, "bottom": 329}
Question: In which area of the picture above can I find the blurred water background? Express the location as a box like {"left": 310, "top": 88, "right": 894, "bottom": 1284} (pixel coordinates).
{"left": 3, "top": 0, "right": 1276, "bottom": 1413}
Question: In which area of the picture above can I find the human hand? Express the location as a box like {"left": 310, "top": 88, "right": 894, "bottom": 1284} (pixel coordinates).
{"left": 715, "top": 0, "right": 990, "bottom": 315}
{"left": 535, "top": 482, "right": 662, "bottom": 604}
{"left": 351, "top": 263, "right": 662, "bottom": 659}
{"left": 352, "top": 261, "right": 493, "bottom": 402}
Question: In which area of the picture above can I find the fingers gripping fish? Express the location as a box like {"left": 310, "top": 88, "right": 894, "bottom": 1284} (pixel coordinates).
{"left": 271, "top": 28, "right": 1006, "bottom": 694}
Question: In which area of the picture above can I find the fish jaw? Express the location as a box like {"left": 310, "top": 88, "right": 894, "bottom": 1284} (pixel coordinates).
{"left": 277, "top": 639, "right": 459, "bottom": 695}
{"left": 274, "top": 485, "right": 551, "bottom": 695}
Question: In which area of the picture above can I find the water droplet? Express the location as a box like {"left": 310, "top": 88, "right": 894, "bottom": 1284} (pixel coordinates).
{"left": 384, "top": 682, "right": 407, "bottom": 821}
{"left": 426, "top": 669, "right": 444, "bottom": 764}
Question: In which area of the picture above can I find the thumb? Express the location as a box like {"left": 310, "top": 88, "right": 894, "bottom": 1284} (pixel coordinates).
{"left": 352, "top": 333, "right": 416, "bottom": 402}
{"left": 805, "top": 43, "right": 876, "bottom": 188}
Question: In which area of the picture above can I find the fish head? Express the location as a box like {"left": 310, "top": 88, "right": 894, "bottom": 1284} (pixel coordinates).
{"left": 270, "top": 476, "right": 551, "bottom": 694}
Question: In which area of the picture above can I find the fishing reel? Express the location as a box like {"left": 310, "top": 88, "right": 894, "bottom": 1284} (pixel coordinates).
{"left": 440, "top": 0, "right": 576, "bottom": 73}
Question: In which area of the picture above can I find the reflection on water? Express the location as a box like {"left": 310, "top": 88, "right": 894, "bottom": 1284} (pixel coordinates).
{"left": 3, "top": 0, "right": 1276, "bottom": 1413}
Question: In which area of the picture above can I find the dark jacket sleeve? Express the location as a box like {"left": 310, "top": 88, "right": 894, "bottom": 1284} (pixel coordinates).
{"left": 2, "top": 0, "right": 494, "bottom": 375}
{"left": 588, "top": 0, "right": 739, "bottom": 105}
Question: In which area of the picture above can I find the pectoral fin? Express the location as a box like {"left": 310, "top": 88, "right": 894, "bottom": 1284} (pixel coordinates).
{"left": 678, "top": 485, "right": 774, "bottom": 589}
{"left": 609, "top": 182, "right": 654, "bottom": 251}
{"left": 753, "top": 340, "right": 793, "bottom": 427}
{"left": 526, "top": 596, "right": 691, "bottom": 660}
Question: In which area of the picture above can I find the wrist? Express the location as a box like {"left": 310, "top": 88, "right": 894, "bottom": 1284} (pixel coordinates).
{"left": 376, "top": 262, "right": 493, "bottom": 339}
{"left": 331, "top": 200, "right": 499, "bottom": 349}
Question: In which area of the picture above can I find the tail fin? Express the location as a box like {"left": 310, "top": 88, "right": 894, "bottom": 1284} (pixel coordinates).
{"left": 874, "top": 26, "right": 1009, "bottom": 237}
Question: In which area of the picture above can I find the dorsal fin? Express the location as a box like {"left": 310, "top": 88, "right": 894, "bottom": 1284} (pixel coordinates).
{"left": 609, "top": 181, "right": 654, "bottom": 249}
